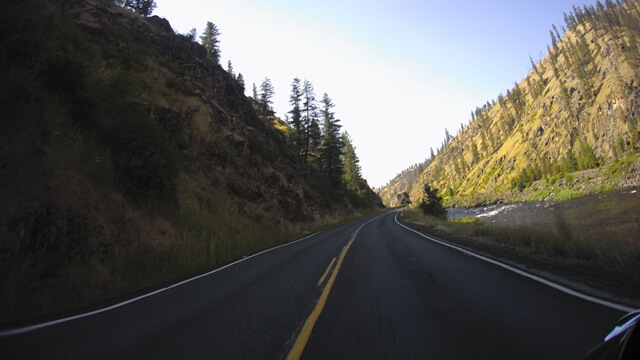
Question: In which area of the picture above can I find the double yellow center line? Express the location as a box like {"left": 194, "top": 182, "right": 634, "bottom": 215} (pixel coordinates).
{"left": 286, "top": 218, "right": 375, "bottom": 360}
{"left": 316, "top": 257, "right": 337, "bottom": 287}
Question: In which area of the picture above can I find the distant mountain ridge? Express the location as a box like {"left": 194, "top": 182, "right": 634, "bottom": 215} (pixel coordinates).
{"left": 380, "top": 0, "right": 640, "bottom": 207}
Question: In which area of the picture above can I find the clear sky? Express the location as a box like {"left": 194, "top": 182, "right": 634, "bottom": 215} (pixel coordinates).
{"left": 154, "top": 0, "right": 597, "bottom": 188}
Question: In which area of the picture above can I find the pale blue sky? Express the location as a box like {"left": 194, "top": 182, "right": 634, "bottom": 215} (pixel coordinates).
{"left": 155, "top": 0, "right": 597, "bottom": 188}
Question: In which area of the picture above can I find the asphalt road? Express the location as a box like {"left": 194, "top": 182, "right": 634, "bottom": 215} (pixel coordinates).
{"left": 0, "top": 210, "right": 627, "bottom": 359}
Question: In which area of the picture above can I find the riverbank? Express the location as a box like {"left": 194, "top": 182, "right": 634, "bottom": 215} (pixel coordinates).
{"left": 399, "top": 189, "right": 640, "bottom": 306}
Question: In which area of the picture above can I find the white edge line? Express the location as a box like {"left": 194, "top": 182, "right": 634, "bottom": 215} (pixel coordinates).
{"left": 0, "top": 230, "right": 326, "bottom": 337}
{"left": 393, "top": 212, "right": 635, "bottom": 313}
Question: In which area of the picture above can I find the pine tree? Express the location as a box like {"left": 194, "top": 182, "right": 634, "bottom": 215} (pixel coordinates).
{"left": 342, "top": 132, "right": 362, "bottom": 191}
{"left": 577, "top": 138, "right": 598, "bottom": 170}
{"left": 252, "top": 83, "right": 258, "bottom": 100}
{"left": 564, "top": 148, "right": 579, "bottom": 172}
{"left": 459, "top": 154, "right": 468, "bottom": 175}
{"left": 471, "top": 142, "right": 479, "bottom": 164}
{"left": 301, "top": 80, "right": 317, "bottom": 159}
{"left": 453, "top": 156, "right": 462, "bottom": 178}
{"left": 418, "top": 183, "right": 446, "bottom": 219}
{"left": 227, "top": 60, "right": 235, "bottom": 78}
{"left": 187, "top": 28, "right": 197, "bottom": 40}
{"left": 480, "top": 130, "right": 489, "bottom": 154}
{"left": 236, "top": 73, "right": 245, "bottom": 92}
{"left": 444, "top": 128, "right": 452, "bottom": 147}
{"left": 259, "top": 78, "right": 274, "bottom": 113}
{"left": 200, "top": 22, "right": 221, "bottom": 64}
{"left": 288, "top": 78, "right": 303, "bottom": 153}
{"left": 527, "top": 56, "right": 547, "bottom": 98}
{"left": 550, "top": 29, "right": 558, "bottom": 49}
{"left": 552, "top": 23, "right": 562, "bottom": 42}
{"left": 308, "top": 117, "right": 322, "bottom": 161}
{"left": 319, "top": 93, "right": 344, "bottom": 188}
{"left": 119, "top": 0, "right": 156, "bottom": 17}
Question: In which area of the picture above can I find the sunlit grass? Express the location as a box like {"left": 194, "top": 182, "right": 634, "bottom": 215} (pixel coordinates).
{"left": 555, "top": 188, "right": 582, "bottom": 201}
{"left": 400, "top": 206, "right": 640, "bottom": 271}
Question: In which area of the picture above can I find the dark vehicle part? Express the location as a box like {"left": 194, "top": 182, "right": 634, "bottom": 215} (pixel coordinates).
{"left": 583, "top": 310, "right": 640, "bottom": 360}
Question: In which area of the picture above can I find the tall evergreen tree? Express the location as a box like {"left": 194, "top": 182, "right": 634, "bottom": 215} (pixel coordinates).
{"left": 319, "top": 93, "right": 344, "bottom": 188}
{"left": 301, "top": 80, "right": 317, "bottom": 159}
{"left": 550, "top": 29, "right": 558, "bottom": 49}
{"left": 227, "top": 60, "right": 235, "bottom": 78}
{"left": 200, "top": 22, "right": 221, "bottom": 64}
{"left": 418, "top": 183, "right": 446, "bottom": 219}
{"left": 252, "top": 83, "right": 259, "bottom": 100}
{"left": 236, "top": 73, "right": 245, "bottom": 92}
{"left": 444, "top": 128, "right": 452, "bottom": 146}
{"left": 342, "top": 132, "right": 362, "bottom": 191}
{"left": 552, "top": 23, "right": 562, "bottom": 42}
{"left": 187, "top": 28, "right": 197, "bottom": 40}
{"left": 564, "top": 148, "right": 579, "bottom": 172}
{"left": 259, "top": 78, "right": 275, "bottom": 114}
{"left": 288, "top": 78, "right": 303, "bottom": 153}
{"left": 308, "top": 118, "right": 322, "bottom": 163}
{"left": 471, "top": 142, "right": 480, "bottom": 164}
{"left": 480, "top": 130, "right": 489, "bottom": 154}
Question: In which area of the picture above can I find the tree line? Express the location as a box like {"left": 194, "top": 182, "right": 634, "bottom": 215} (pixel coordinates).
{"left": 111, "top": 1, "right": 378, "bottom": 206}
{"left": 115, "top": 0, "right": 157, "bottom": 17}
{"left": 241, "top": 76, "right": 372, "bottom": 204}
{"left": 283, "top": 78, "right": 371, "bottom": 201}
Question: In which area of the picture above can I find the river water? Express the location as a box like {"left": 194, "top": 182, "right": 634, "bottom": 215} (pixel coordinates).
{"left": 447, "top": 187, "right": 640, "bottom": 236}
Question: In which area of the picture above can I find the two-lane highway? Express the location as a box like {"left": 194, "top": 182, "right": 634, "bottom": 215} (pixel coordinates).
{"left": 0, "top": 210, "right": 627, "bottom": 359}
{"left": 303, "top": 211, "right": 626, "bottom": 359}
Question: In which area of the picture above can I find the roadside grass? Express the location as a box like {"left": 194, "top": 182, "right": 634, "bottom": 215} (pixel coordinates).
{"left": 0, "top": 173, "right": 383, "bottom": 325}
{"left": 400, "top": 206, "right": 640, "bottom": 273}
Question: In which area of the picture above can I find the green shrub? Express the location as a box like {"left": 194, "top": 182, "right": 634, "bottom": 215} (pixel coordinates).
{"left": 556, "top": 188, "right": 581, "bottom": 201}
{"left": 563, "top": 173, "right": 574, "bottom": 184}
{"left": 417, "top": 183, "right": 447, "bottom": 219}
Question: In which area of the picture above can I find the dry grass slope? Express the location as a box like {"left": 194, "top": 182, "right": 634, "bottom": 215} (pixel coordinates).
{"left": 381, "top": 1, "right": 640, "bottom": 207}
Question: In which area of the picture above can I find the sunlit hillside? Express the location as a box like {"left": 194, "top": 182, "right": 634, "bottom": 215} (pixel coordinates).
{"left": 381, "top": 0, "right": 640, "bottom": 207}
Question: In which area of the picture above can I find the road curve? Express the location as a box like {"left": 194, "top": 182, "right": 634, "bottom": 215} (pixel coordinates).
{"left": 0, "top": 210, "right": 626, "bottom": 359}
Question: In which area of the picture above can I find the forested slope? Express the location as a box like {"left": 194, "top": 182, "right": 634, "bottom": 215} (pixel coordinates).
{"left": 0, "top": 0, "right": 380, "bottom": 323}
{"left": 381, "top": 0, "right": 640, "bottom": 207}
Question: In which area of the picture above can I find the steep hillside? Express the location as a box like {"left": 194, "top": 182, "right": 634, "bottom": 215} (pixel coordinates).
{"left": 381, "top": 1, "right": 640, "bottom": 207}
{"left": 379, "top": 160, "right": 429, "bottom": 205}
{"left": 0, "top": 0, "right": 380, "bottom": 323}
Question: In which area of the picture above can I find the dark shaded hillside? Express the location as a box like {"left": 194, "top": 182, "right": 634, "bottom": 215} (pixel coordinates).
{"left": 381, "top": 0, "right": 640, "bottom": 207}
{"left": 0, "top": 0, "right": 380, "bottom": 323}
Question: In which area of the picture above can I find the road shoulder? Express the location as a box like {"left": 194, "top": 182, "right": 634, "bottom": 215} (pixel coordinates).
{"left": 396, "top": 212, "right": 640, "bottom": 310}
